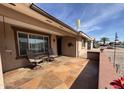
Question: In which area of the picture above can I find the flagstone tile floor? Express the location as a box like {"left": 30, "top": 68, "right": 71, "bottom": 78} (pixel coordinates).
{"left": 3, "top": 56, "right": 97, "bottom": 89}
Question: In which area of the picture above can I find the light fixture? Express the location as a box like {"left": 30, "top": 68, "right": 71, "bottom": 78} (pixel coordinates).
{"left": 46, "top": 20, "right": 52, "bottom": 23}
{"left": 59, "top": 26, "right": 63, "bottom": 29}
{"left": 53, "top": 39, "right": 55, "bottom": 42}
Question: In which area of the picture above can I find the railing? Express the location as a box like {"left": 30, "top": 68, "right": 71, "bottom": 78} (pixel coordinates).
{"left": 0, "top": 53, "right": 4, "bottom": 89}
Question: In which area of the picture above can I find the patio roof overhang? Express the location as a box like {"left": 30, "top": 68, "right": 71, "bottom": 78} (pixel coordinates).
{"left": 78, "top": 31, "right": 94, "bottom": 41}
{"left": 1, "top": 3, "right": 94, "bottom": 39}
{"left": 1, "top": 3, "right": 77, "bottom": 36}
{"left": 0, "top": 16, "right": 65, "bottom": 36}
{"left": 0, "top": 4, "right": 76, "bottom": 37}
{"left": 30, "top": 4, "right": 78, "bottom": 34}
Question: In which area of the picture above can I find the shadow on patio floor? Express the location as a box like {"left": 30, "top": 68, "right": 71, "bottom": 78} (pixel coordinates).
{"left": 70, "top": 60, "right": 99, "bottom": 89}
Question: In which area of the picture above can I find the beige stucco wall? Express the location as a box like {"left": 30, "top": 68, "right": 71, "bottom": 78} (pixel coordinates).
{"left": 77, "top": 37, "right": 87, "bottom": 58}
{"left": 61, "top": 37, "right": 76, "bottom": 57}
{"left": 51, "top": 35, "right": 57, "bottom": 55}
{"left": 0, "top": 23, "right": 31, "bottom": 72}
{"left": 0, "top": 5, "right": 69, "bottom": 72}
{"left": 0, "top": 5, "right": 91, "bottom": 72}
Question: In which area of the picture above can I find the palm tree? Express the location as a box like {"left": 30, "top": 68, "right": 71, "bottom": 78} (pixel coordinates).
{"left": 100, "top": 37, "right": 109, "bottom": 45}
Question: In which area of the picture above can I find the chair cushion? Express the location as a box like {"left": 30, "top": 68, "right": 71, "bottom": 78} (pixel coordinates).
{"left": 29, "top": 59, "right": 42, "bottom": 63}
{"left": 29, "top": 59, "right": 35, "bottom": 62}
{"left": 35, "top": 59, "right": 43, "bottom": 62}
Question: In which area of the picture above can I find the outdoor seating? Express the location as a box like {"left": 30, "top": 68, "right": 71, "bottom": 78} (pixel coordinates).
{"left": 26, "top": 50, "right": 43, "bottom": 68}
{"left": 47, "top": 48, "right": 57, "bottom": 61}
{"left": 26, "top": 48, "right": 58, "bottom": 69}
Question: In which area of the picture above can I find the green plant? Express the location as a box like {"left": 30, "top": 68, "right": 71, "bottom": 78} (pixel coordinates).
{"left": 100, "top": 37, "right": 109, "bottom": 45}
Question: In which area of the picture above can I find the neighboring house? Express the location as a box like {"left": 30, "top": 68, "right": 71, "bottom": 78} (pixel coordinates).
{"left": 0, "top": 3, "right": 93, "bottom": 72}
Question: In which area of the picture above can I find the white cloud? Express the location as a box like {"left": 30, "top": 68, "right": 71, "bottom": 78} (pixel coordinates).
{"left": 80, "top": 4, "right": 124, "bottom": 33}
{"left": 80, "top": 26, "right": 102, "bottom": 33}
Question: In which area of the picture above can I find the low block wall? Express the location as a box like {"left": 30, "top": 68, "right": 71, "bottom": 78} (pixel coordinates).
{"left": 87, "top": 51, "right": 100, "bottom": 61}
{"left": 87, "top": 50, "right": 119, "bottom": 89}
{"left": 98, "top": 52, "right": 118, "bottom": 89}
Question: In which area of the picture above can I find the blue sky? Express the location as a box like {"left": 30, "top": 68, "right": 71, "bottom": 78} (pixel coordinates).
{"left": 36, "top": 3, "right": 124, "bottom": 41}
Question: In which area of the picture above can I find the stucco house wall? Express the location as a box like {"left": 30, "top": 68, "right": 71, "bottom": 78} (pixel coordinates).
{"left": 61, "top": 37, "right": 76, "bottom": 57}
{"left": 0, "top": 21, "right": 60, "bottom": 72}
{"left": 0, "top": 23, "right": 30, "bottom": 72}
{"left": 0, "top": 4, "right": 93, "bottom": 72}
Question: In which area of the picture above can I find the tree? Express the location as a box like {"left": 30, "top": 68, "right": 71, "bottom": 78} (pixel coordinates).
{"left": 100, "top": 37, "right": 109, "bottom": 45}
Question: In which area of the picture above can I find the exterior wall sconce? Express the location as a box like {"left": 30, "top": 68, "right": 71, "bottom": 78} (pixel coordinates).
{"left": 53, "top": 39, "right": 55, "bottom": 42}
{"left": 68, "top": 42, "right": 73, "bottom": 47}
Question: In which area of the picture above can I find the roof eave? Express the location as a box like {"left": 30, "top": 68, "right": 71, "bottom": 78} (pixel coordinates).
{"left": 79, "top": 31, "right": 93, "bottom": 40}
{"left": 30, "top": 3, "right": 78, "bottom": 35}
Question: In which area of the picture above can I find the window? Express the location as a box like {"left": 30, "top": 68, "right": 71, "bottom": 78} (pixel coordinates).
{"left": 18, "top": 33, "right": 28, "bottom": 55}
{"left": 44, "top": 37, "right": 49, "bottom": 52}
{"left": 17, "top": 31, "right": 49, "bottom": 56}
{"left": 29, "top": 35, "right": 44, "bottom": 54}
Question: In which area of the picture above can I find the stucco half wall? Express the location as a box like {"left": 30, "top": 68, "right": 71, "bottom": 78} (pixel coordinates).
{"left": 61, "top": 37, "right": 76, "bottom": 57}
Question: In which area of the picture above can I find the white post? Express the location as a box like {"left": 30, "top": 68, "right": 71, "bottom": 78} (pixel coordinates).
{"left": 90, "top": 40, "right": 93, "bottom": 50}
{"left": 85, "top": 41, "right": 88, "bottom": 50}
{"left": 0, "top": 53, "right": 4, "bottom": 89}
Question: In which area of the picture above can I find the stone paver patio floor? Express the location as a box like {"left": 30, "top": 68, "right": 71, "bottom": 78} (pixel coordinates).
{"left": 3, "top": 56, "right": 89, "bottom": 89}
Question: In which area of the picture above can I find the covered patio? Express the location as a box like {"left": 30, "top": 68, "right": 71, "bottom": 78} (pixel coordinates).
{"left": 0, "top": 4, "right": 95, "bottom": 89}
{"left": 3, "top": 56, "right": 98, "bottom": 89}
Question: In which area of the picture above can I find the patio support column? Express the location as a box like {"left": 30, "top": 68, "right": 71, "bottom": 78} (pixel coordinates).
{"left": 0, "top": 53, "right": 4, "bottom": 89}
{"left": 0, "top": 16, "right": 5, "bottom": 88}
{"left": 76, "top": 40, "right": 78, "bottom": 57}
{"left": 85, "top": 41, "right": 88, "bottom": 50}
{"left": 90, "top": 40, "right": 93, "bottom": 50}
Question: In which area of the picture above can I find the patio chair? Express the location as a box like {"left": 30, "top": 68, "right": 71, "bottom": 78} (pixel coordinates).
{"left": 47, "top": 48, "right": 57, "bottom": 61}
{"left": 26, "top": 50, "right": 43, "bottom": 68}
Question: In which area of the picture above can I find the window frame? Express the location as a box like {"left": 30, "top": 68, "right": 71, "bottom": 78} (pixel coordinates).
{"left": 17, "top": 31, "right": 28, "bottom": 56}
{"left": 17, "top": 31, "right": 49, "bottom": 56}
